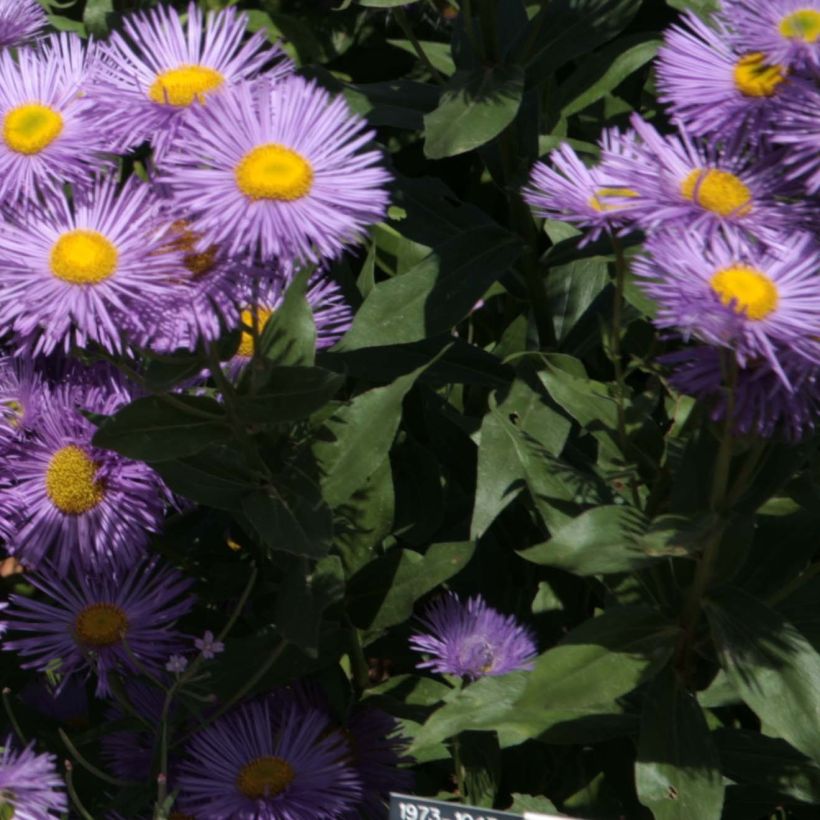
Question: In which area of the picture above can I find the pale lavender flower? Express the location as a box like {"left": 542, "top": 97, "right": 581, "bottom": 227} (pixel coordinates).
{"left": 194, "top": 630, "right": 224, "bottom": 659}
{"left": 770, "top": 79, "right": 820, "bottom": 194}
{"left": 410, "top": 593, "right": 537, "bottom": 680}
{"left": 0, "top": 0, "right": 47, "bottom": 48}
{"left": 167, "top": 654, "right": 189, "bottom": 673}
{"left": 0, "top": 736, "right": 67, "bottom": 818}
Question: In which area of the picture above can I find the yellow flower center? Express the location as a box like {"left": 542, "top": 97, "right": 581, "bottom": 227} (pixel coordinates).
{"left": 733, "top": 52, "right": 786, "bottom": 97}
{"left": 710, "top": 265, "right": 778, "bottom": 320}
{"left": 236, "top": 756, "right": 295, "bottom": 799}
{"left": 234, "top": 144, "right": 314, "bottom": 201}
{"left": 779, "top": 9, "right": 820, "bottom": 43}
{"left": 588, "top": 186, "right": 640, "bottom": 212}
{"left": 49, "top": 230, "right": 118, "bottom": 285}
{"left": 74, "top": 603, "right": 128, "bottom": 647}
{"left": 237, "top": 307, "right": 273, "bottom": 358}
{"left": 148, "top": 65, "right": 225, "bottom": 107}
{"left": 680, "top": 168, "right": 753, "bottom": 217}
{"left": 45, "top": 445, "right": 105, "bottom": 515}
{"left": 3, "top": 103, "right": 63, "bottom": 155}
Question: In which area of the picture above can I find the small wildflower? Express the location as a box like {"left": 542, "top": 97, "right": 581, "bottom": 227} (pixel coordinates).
{"left": 166, "top": 654, "right": 188, "bottom": 673}
{"left": 194, "top": 630, "right": 224, "bottom": 659}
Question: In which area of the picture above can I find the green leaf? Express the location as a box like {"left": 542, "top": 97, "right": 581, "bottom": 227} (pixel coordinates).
{"left": 517, "top": 606, "right": 676, "bottom": 711}
{"left": 635, "top": 667, "right": 725, "bottom": 820}
{"left": 345, "top": 80, "right": 441, "bottom": 130}
{"left": 314, "top": 364, "right": 428, "bottom": 508}
{"left": 234, "top": 366, "right": 344, "bottom": 425}
{"left": 388, "top": 39, "right": 455, "bottom": 76}
{"left": 423, "top": 65, "right": 524, "bottom": 159}
{"left": 509, "top": 794, "right": 560, "bottom": 813}
{"left": 666, "top": 0, "right": 719, "bottom": 16}
{"left": 518, "top": 505, "right": 657, "bottom": 575}
{"left": 560, "top": 35, "right": 660, "bottom": 116}
{"left": 546, "top": 255, "right": 609, "bottom": 342}
{"left": 83, "top": 0, "right": 113, "bottom": 35}
{"left": 706, "top": 587, "right": 820, "bottom": 765}
{"left": 346, "top": 541, "right": 475, "bottom": 636}
{"left": 715, "top": 728, "right": 820, "bottom": 805}
{"left": 339, "top": 226, "right": 522, "bottom": 349}
{"left": 92, "top": 396, "right": 229, "bottom": 462}
{"left": 460, "top": 731, "right": 501, "bottom": 808}
{"left": 257, "top": 267, "right": 317, "bottom": 366}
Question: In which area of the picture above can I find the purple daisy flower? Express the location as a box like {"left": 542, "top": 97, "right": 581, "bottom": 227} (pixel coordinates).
{"left": 634, "top": 229, "right": 820, "bottom": 383}
{"left": 0, "top": 175, "right": 185, "bottom": 356}
{"left": 0, "top": 736, "right": 67, "bottom": 818}
{"left": 0, "top": 356, "right": 46, "bottom": 444}
{"left": 0, "top": 0, "right": 46, "bottom": 48}
{"left": 665, "top": 343, "right": 820, "bottom": 440}
{"left": 2, "top": 556, "right": 195, "bottom": 697}
{"left": 410, "top": 593, "right": 537, "bottom": 680}
{"left": 0, "top": 384, "right": 167, "bottom": 573}
{"left": 226, "top": 268, "right": 353, "bottom": 376}
{"left": 602, "top": 114, "right": 802, "bottom": 239}
{"left": 523, "top": 129, "right": 641, "bottom": 246}
{"left": 176, "top": 700, "right": 361, "bottom": 819}
{"left": 94, "top": 1, "right": 291, "bottom": 159}
{"left": 770, "top": 79, "right": 820, "bottom": 193}
{"left": 656, "top": 11, "right": 788, "bottom": 144}
{"left": 162, "top": 75, "right": 391, "bottom": 264}
{"left": 0, "top": 33, "right": 113, "bottom": 203}
{"left": 340, "top": 707, "right": 414, "bottom": 819}
{"left": 722, "top": 0, "right": 820, "bottom": 71}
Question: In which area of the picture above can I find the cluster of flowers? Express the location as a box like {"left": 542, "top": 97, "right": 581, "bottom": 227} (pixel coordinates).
{"left": 525, "top": 0, "right": 820, "bottom": 440}
{"left": 0, "top": 1, "right": 422, "bottom": 817}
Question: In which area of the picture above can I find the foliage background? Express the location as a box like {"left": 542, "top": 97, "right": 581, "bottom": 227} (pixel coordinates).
{"left": 7, "top": 0, "right": 820, "bottom": 817}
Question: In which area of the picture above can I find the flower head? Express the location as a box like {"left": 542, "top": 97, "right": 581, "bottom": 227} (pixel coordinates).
{"left": 0, "top": 33, "right": 112, "bottom": 203}
{"left": 167, "top": 653, "right": 189, "bottom": 673}
{"left": 94, "top": 1, "right": 290, "bottom": 158}
{"left": 665, "top": 343, "right": 820, "bottom": 440}
{"left": 194, "top": 630, "right": 224, "bottom": 659}
{"left": 656, "top": 11, "right": 788, "bottom": 144}
{"left": 0, "top": 175, "right": 186, "bottom": 356}
{"left": 634, "top": 229, "right": 820, "bottom": 383}
{"left": 410, "top": 593, "right": 537, "bottom": 680}
{"left": 0, "top": 356, "right": 46, "bottom": 446}
{"left": 601, "top": 114, "right": 802, "bottom": 239}
{"left": 0, "top": 0, "right": 47, "bottom": 48}
{"left": 2, "top": 556, "right": 195, "bottom": 697}
{"left": 162, "top": 75, "right": 390, "bottom": 264}
{"left": 0, "top": 737, "right": 67, "bottom": 819}
{"left": 176, "top": 700, "right": 361, "bottom": 818}
{"left": 722, "top": 0, "right": 820, "bottom": 72}
{"left": 0, "top": 383, "right": 167, "bottom": 572}
{"left": 770, "top": 79, "right": 820, "bottom": 194}
{"left": 523, "top": 129, "right": 641, "bottom": 246}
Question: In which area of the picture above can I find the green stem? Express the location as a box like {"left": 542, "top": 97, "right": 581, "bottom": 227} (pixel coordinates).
{"left": 460, "top": 0, "right": 484, "bottom": 60}
{"left": 394, "top": 7, "right": 445, "bottom": 84}
{"left": 64, "top": 761, "right": 95, "bottom": 820}
{"left": 346, "top": 618, "right": 370, "bottom": 693}
{"left": 709, "top": 353, "right": 737, "bottom": 513}
{"left": 453, "top": 733, "right": 466, "bottom": 798}
{"left": 768, "top": 560, "right": 820, "bottom": 607}
{"left": 2, "top": 689, "right": 26, "bottom": 746}
{"left": 610, "top": 236, "right": 629, "bottom": 455}
{"left": 59, "top": 729, "right": 137, "bottom": 787}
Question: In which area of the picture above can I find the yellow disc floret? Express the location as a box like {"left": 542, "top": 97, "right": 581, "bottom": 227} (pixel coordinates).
{"left": 3, "top": 103, "right": 64, "bottom": 155}
{"left": 45, "top": 445, "right": 105, "bottom": 515}
{"left": 779, "top": 9, "right": 820, "bottom": 43}
{"left": 237, "top": 306, "right": 273, "bottom": 358}
{"left": 148, "top": 65, "right": 225, "bottom": 107}
{"left": 236, "top": 756, "right": 295, "bottom": 799}
{"left": 733, "top": 52, "right": 786, "bottom": 97}
{"left": 710, "top": 265, "right": 778, "bottom": 320}
{"left": 49, "top": 230, "right": 118, "bottom": 285}
{"left": 74, "top": 603, "right": 128, "bottom": 647}
{"left": 680, "top": 168, "right": 753, "bottom": 217}
{"left": 588, "top": 186, "right": 640, "bottom": 212}
{"left": 234, "top": 144, "right": 314, "bottom": 201}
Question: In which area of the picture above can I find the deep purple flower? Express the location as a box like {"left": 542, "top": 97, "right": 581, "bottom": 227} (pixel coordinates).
{"left": 0, "top": 356, "right": 46, "bottom": 445}
{"left": 0, "top": 736, "right": 67, "bottom": 818}
{"left": 0, "top": 175, "right": 186, "bottom": 356}
{"left": 162, "top": 75, "right": 390, "bottom": 264}
{"left": 2, "top": 556, "right": 195, "bottom": 697}
{"left": 722, "top": 0, "right": 820, "bottom": 72}
{"left": 0, "top": 0, "right": 47, "bottom": 48}
{"left": 176, "top": 700, "right": 361, "bottom": 819}
{"left": 93, "top": 1, "right": 291, "bottom": 159}
{"left": 0, "top": 33, "right": 112, "bottom": 203}
{"left": 634, "top": 229, "right": 820, "bottom": 383}
{"left": 523, "top": 129, "right": 641, "bottom": 246}
{"left": 656, "top": 11, "right": 787, "bottom": 144}
{"left": 0, "top": 384, "right": 167, "bottom": 573}
{"left": 665, "top": 343, "right": 820, "bottom": 440}
{"left": 339, "top": 707, "right": 414, "bottom": 819}
{"left": 770, "top": 79, "right": 820, "bottom": 194}
{"left": 410, "top": 593, "right": 537, "bottom": 680}
{"left": 601, "top": 114, "right": 803, "bottom": 239}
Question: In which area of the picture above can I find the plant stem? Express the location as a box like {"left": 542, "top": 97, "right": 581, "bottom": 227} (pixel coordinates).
{"left": 452, "top": 733, "right": 466, "bottom": 798}
{"left": 610, "top": 236, "right": 629, "bottom": 455}
{"left": 394, "top": 7, "right": 445, "bottom": 84}
{"left": 65, "top": 761, "right": 95, "bottom": 820}
{"left": 1, "top": 689, "right": 26, "bottom": 745}
{"left": 709, "top": 353, "right": 737, "bottom": 513}
{"left": 59, "top": 729, "right": 136, "bottom": 787}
